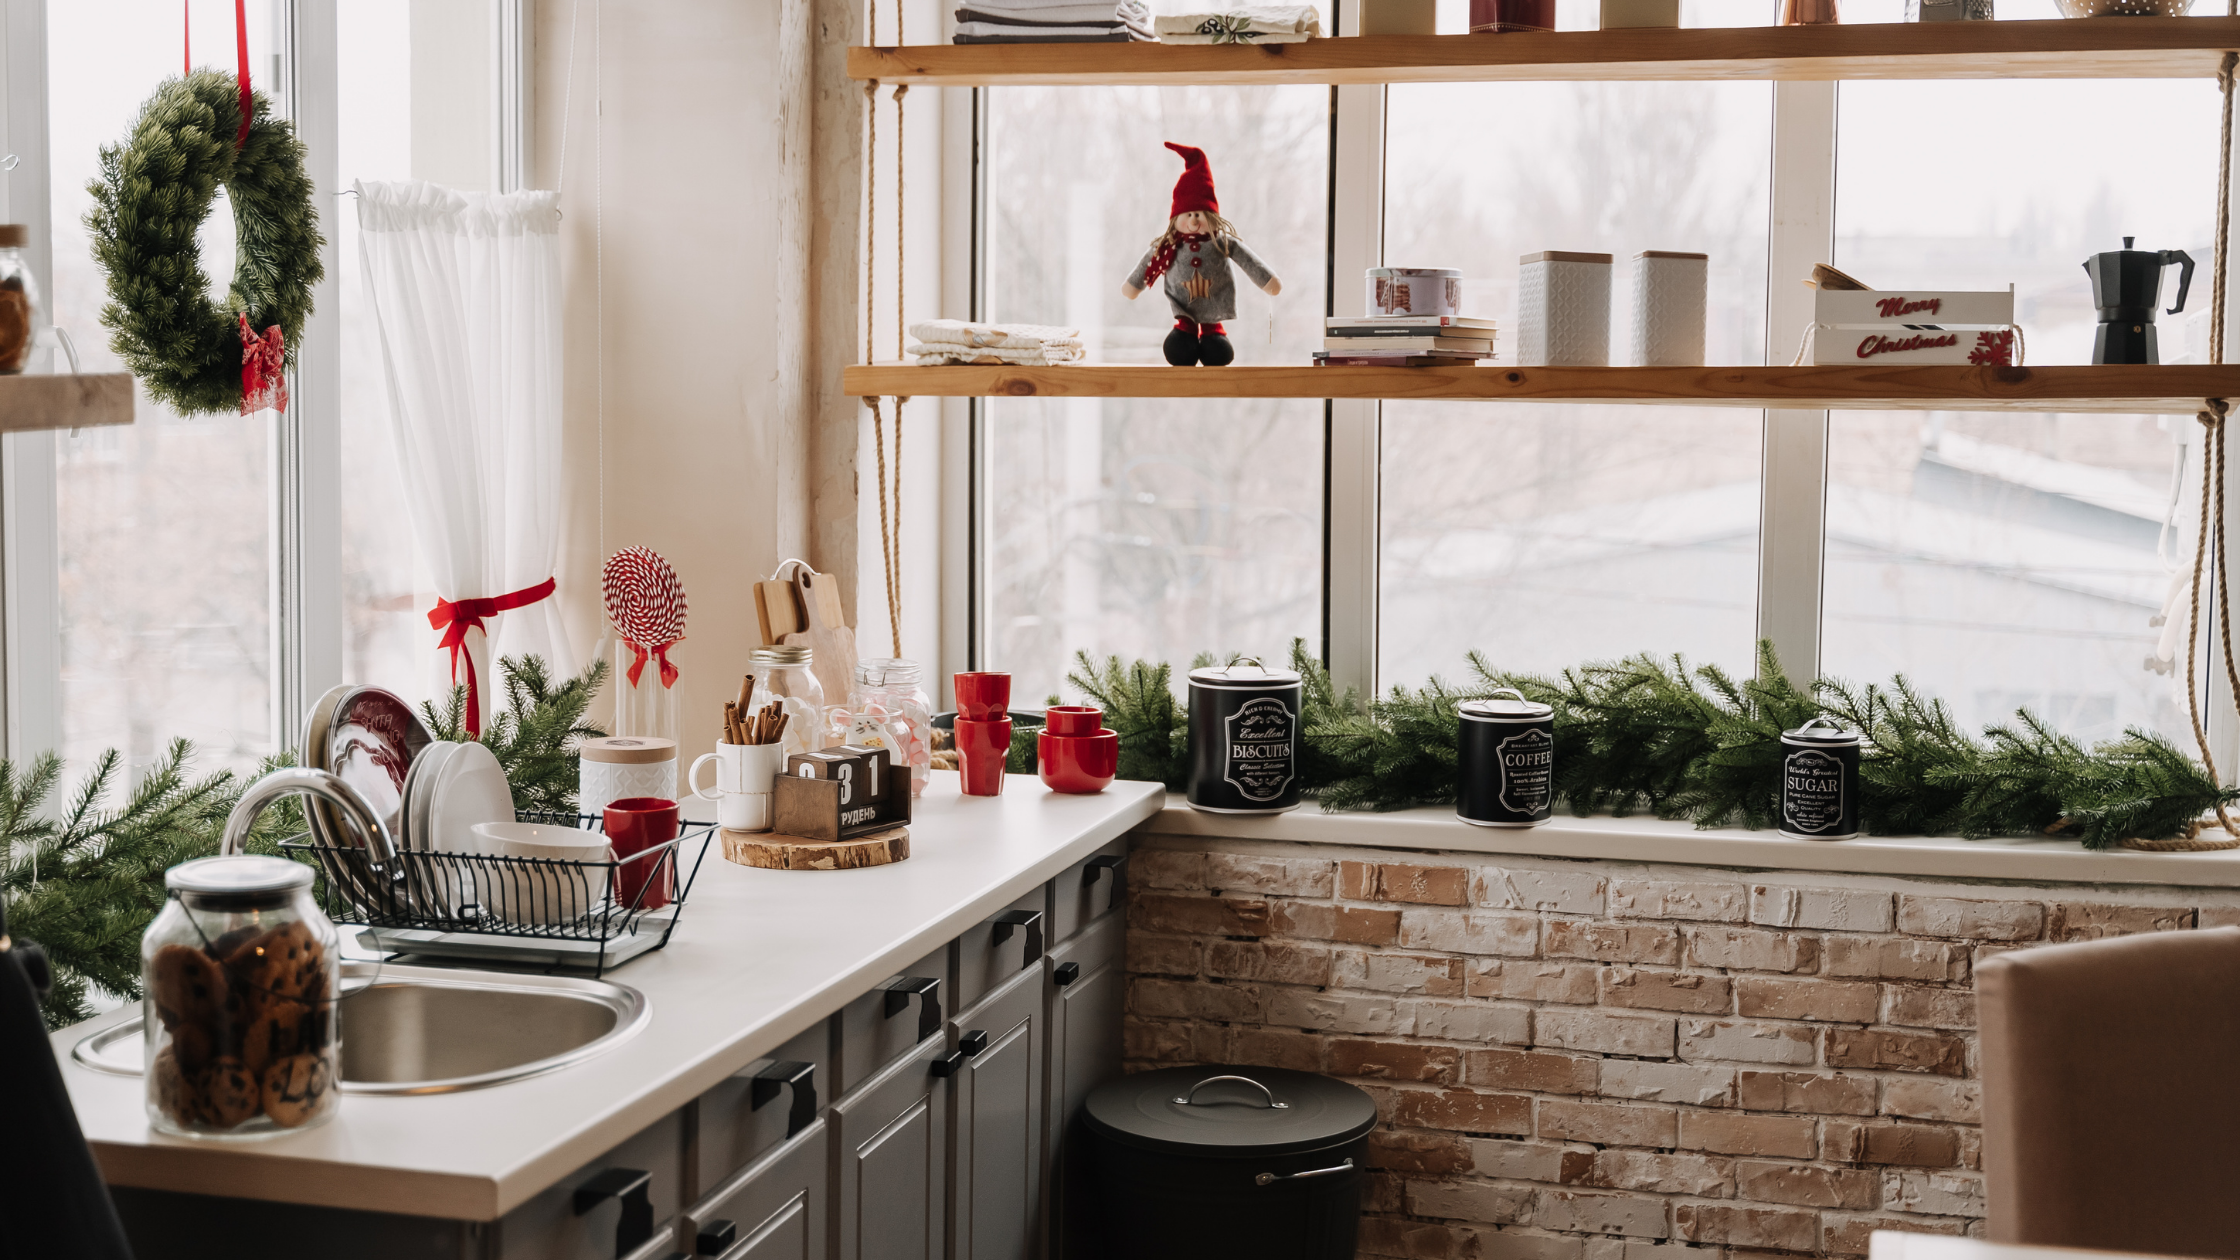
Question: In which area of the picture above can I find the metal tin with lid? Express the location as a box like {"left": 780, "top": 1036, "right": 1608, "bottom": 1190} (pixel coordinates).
{"left": 1780, "top": 714, "right": 1861, "bottom": 840}
{"left": 1457, "top": 688, "right": 1556, "bottom": 828}
{"left": 1081, "top": 1066, "right": 1375, "bottom": 1260}
{"left": 578, "top": 736, "right": 679, "bottom": 815}
{"left": 1187, "top": 659, "right": 1303, "bottom": 815}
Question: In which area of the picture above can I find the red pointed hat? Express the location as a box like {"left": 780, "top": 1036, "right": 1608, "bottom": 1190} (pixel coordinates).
{"left": 1166, "top": 142, "right": 1218, "bottom": 219}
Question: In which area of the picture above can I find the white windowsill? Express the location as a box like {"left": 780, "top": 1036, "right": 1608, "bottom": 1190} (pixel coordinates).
{"left": 1139, "top": 795, "right": 2240, "bottom": 888}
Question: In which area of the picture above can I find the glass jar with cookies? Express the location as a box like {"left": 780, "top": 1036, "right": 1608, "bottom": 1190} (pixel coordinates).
{"left": 142, "top": 854, "right": 341, "bottom": 1138}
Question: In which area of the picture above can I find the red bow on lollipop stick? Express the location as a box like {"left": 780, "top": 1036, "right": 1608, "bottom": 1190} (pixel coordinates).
{"left": 603, "top": 547, "right": 688, "bottom": 689}
{"left": 238, "top": 314, "right": 287, "bottom": 414}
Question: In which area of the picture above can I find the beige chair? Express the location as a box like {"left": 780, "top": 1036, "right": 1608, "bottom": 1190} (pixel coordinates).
{"left": 1977, "top": 926, "right": 2240, "bottom": 1258}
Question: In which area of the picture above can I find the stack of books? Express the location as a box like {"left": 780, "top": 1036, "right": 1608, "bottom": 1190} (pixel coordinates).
{"left": 1314, "top": 315, "right": 1498, "bottom": 367}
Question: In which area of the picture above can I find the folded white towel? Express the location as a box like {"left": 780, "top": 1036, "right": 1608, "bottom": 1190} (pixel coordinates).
{"left": 962, "top": 0, "right": 1147, "bottom": 16}
{"left": 909, "top": 319, "right": 1083, "bottom": 350}
{"left": 1154, "top": 5, "right": 1321, "bottom": 40}
{"left": 913, "top": 347, "right": 1083, "bottom": 366}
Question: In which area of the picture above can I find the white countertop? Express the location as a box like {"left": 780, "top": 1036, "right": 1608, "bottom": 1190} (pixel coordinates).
{"left": 1143, "top": 797, "right": 2240, "bottom": 888}
{"left": 50, "top": 773, "right": 1162, "bottom": 1221}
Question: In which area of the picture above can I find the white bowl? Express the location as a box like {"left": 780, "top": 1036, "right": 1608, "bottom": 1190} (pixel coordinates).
{"left": 470, "top": 822, "right": 613, "bottom": 924}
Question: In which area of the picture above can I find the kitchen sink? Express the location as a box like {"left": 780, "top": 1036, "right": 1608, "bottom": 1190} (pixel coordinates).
{"left": 72, "top": 962, "right": 649, "bottom": 1094}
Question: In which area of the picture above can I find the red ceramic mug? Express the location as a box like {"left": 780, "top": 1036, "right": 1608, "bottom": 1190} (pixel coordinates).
{"left": 603, "top": 796, "right": 678, "bottom": 910}
{"left": 955, "top": 716, "right": 1012, "bottom": 796}
{"left": 1038, "top": 726, "right": 1118, "bottom": 794}
{"left": 953, "top": 672, "right": 1012, "bottom": 721}
{"left": 1044, "top": 705, "right": 1104, "bottom": 737}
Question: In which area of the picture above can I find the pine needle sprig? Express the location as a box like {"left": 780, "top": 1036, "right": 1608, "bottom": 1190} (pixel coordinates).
{"left": 2052, "top": 728, "right": 2239, "bottom": 849}
{"left": 1066, "top": 652, "right": 1189, "bottom": 790}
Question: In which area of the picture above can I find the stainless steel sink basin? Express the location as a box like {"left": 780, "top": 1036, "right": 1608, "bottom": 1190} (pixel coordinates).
{"left": 72, "top": 962, "right": 649, "bottom": 1094}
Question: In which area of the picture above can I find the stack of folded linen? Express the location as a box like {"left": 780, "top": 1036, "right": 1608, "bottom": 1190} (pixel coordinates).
{"left": 1153, "top": 4, "right": 1322, "bottom": 43}
{"left": 953, "top": 0, "right": 1153, "bottom": 43}
{"left": 907, "top": 320, "right": 1087, "bottom": 366}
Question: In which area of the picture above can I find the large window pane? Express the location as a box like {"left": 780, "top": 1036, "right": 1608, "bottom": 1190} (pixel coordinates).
{"left": 1825, "top": 70, "right": 2216, "bottom": 744}
{"left": 1379, "top": 79, "right": 1773, "bottom": 684}
{"left": 984, "top": 86, "right": 1327, "bottom": 699}
{"left": 49, "top": 1, "right": 280, "bottom": 777}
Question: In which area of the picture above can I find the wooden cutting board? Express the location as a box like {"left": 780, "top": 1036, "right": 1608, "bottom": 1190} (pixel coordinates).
{"left": 781, "top": 567, "right": 858, "bottom": 705}
{"left": 721, "top": 826, "right": 909, "bottom": 871}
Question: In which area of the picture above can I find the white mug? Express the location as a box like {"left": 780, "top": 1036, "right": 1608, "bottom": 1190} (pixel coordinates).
{"left": 691, "top": 743, "right": 785, "bottom": 833}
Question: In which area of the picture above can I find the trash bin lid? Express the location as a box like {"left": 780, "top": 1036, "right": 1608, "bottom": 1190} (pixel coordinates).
{"left": 1082, "top": 1065, "right": 1377, "bottom": 1157}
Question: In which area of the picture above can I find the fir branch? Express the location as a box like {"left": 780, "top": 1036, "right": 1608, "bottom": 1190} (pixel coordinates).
{"left": 1066, "top": 652, "right": 1188, "bottom": 790}
{"left": 420, "top": 654, "right": 609, "bottom": 814}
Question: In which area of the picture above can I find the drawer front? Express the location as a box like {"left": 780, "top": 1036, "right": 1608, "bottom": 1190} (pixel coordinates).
{"left": 696, "top": 1021, "right": 833, "bottom": 1195}
{"left": 499, "top": 1108, "right": 686, "bottom": 1260}
{"left": 953, "top": 884, "right": 1049, "bottom": 1013}
{"left": 836, "top": 943, "right": 950, "bottom": 1097}
{"left": 1050, "top": 840, "right": 1127, "bottom": 945}
{"left": 831, "top": 1036, "right": 951, "bottom": 1260}
{"left": 682, "top": 1120, "right": 828, "bottom": 1260}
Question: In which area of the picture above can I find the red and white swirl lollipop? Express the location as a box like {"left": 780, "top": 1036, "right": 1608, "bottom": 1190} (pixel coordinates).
{"left": 603, "top": 547, "right": 687, "bottom": 688}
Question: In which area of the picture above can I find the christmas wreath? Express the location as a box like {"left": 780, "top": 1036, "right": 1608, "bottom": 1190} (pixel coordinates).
{"left": 85, "top": 70, "right": 323, "bottom": 416}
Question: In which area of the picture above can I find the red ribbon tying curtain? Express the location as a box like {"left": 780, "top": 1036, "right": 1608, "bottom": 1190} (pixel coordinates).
{"left": 623, "top": 637, "right": 683, "bottom": 691}
{"left": 184, "top": 0, "right": 255, "bottom": 147}
{"left": 428, "top": 577, "right": 557, "bottom": 736}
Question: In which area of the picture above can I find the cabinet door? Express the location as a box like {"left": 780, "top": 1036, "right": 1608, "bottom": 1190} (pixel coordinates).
{"left": 1044, "top": 913, "right": 1124, "bottom": 1260}
{"left": 831, "top": 1033, "right": 949, "bottom": 1260}
{"left": 683, "top": 1121, "right": 827, "bottom": 1260}
{"left": 950, "top": 964, "right": 1045, "bottom": 1260}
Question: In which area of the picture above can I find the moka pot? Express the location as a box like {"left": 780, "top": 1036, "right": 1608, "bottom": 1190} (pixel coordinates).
{"left": 2084, "top": 236, "right": 2194, "bottom": 365}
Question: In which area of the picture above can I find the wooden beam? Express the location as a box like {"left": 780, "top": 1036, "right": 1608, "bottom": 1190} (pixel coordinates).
{"left": 841, "top": 362, "right": 2240, "bottom": 414}
{"left": 850, "top": 17, "right": 2240, "bottom": 86}
{"left": 0, "top": 373, "right": 135, "bottom": 433}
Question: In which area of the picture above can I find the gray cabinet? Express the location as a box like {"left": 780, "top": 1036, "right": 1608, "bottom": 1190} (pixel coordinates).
{"left": 949, "top": 964, "right": 1045, "bottom": 1260}
{"left": 1044, "top": 913, "right": 1125, "bottom": 1260}
{"left": 831, "top": 1034, "right": 951, "bottom": 1260}
{"left": 682, "top": 1120, "right": 827, "bottom": 1260}
{"left": 696, "top": 1023, "right": 832, "bottom": 1196}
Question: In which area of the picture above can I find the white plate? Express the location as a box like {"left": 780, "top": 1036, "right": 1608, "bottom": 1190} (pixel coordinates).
{"left": 404, "top": 741, "right": 460, "bottom": 852}
{"left": 427, "top": 740, "right": 516, "bottom": 855}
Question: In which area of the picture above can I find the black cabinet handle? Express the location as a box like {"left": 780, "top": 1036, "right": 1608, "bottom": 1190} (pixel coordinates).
{"left": 959, "top": 1028, "right": 989, "bottom": 1057}
{"left": 573, "top": 1167, "right": 654, "bottom": 1258}
{"left": 1054, "top": 961, "right": 1082, "bottom": 987}
{"left": 990, "top": 908, "right": 1044, "bottom": 966}
{"left": 749, "top": 1060, "right": 817, "bottom": 1139}
{"left": 696, "top": 1219, "right": 738, "bottom": 1255}
{"left": 929, "top": 1050, "right": 965, "bottom": 1077}
{"left": 1084, "top": 853, "right": 1126, "bottom": 911}
{"left": 882, "top": 975, "right": 942, "bottom": 1042}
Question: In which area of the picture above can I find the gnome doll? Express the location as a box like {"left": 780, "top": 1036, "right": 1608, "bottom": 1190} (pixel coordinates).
{"left": 1122, "top": 142, "right": 1283, "bottom": 367}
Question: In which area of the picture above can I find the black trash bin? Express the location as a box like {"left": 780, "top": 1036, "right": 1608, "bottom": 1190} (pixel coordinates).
{"left": 1081, "top": 1065, "right": 1376, "bottom": 1260}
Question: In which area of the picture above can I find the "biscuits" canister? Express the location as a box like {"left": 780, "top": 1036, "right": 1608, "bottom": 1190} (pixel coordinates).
{"left": 1187, "top": 660, "right": 1303, "bottom": 814}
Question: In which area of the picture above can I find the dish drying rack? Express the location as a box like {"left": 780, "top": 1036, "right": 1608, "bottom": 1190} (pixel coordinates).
{"left": 280, "top": 812, "right": 717, "bottom": 976}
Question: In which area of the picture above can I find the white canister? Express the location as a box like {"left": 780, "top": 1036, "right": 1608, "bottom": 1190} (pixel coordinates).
{"left": 578, "top": 736, "right": 678, "bottom": 816}
{"left": 689, "top": 743, "right": 786, "bottom": 833}
{"left": 1516, "top": 251, "right": 1613, "bottom": 367}
{"left": 1366, "top": 267, "right": 1463, "bottom": 318}
{"left": 1632, "top": 250, "right": 1708, "bottom": 367}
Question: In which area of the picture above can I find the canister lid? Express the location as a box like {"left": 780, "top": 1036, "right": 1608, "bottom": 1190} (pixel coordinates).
{"left": 1188, "top": 658, "right": 1302, "bottom": 689}
{"left": 750, "top": 645, "right": 812, "bottom": 666}
{"left": 166, "top": 855, "right": 315, "bottom": 900}
{"left": 1082, "top": 1066, "right": 1376, "bottom": 1157}
{"left": 1520, "top": 250, "right": 1613, "bottom": 265}
{"left": 1459, "top": 688, "right": 1553, "bottom": 722}
{"left": 1782, "top": 714, "right": 1860, "bottom": 745}
{"left": 1636, "top": 250, "right": 1709, "bottom": 260}
{"left": 581, "top": 736, "right": 677, "bottom": 765}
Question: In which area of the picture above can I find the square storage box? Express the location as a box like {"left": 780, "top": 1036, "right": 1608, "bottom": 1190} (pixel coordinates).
{"left": 1516, "top": 251, "right": 1612, "bottom": 367}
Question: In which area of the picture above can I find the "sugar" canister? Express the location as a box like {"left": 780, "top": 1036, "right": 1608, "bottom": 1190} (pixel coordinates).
{"left": 1778, "top": 715, "right": 1860, "bottom": 841}
{"left": 1517, "top": 251, "right": 1612, "bottom": 366}
{"left": 1457, "top": 689, "right": 1555, "bottom": 828}
{"left": 1187, "top": 659, "right": 1303, "bottom": 814}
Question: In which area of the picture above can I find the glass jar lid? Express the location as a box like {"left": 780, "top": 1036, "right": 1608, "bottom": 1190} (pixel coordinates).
{"left": 751, "top": 645, "right": 813, "bottom": 667}
{"left": 855, "top": 657, "right": 921, "bottom": 687}
{"left": 166, "top": 855, "right": 315, "bottom": 909}
{"left": 1188, "top": 657, "right": 1302, "bottom": 689}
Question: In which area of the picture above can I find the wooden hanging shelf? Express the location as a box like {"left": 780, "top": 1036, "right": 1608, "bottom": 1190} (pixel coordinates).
{"left": 0, "top": 373, "right": 135, "bottom": 433}
{"left": 849, "top": 17, "right": 2240, "bottom": 87}
{"left": 842, "top": 362, "right": 2240, "bottom": 414}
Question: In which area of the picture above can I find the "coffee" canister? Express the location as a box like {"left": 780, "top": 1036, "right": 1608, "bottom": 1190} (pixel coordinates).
{"left": 1187, "top": 660, "right": 1303, "bottom": 814}
{"left": 1457, "top": 689, "right": 1555, "bottom": 827}
{"left": 1779, "top": 715, "right": 1860, "bottom": 840}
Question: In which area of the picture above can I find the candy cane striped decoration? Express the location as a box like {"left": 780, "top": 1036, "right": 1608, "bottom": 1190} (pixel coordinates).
{"left": 603, "top": 547, "right": 687, "bottom": 688}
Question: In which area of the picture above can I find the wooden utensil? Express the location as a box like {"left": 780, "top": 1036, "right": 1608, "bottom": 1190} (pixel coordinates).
{"left": 782, "top": 566, "right": 858, "bottom": 709}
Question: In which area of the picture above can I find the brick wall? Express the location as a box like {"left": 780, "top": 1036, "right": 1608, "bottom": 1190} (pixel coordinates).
{"left": 1122, "top": 836, "right": 2240, "bottom": 1260}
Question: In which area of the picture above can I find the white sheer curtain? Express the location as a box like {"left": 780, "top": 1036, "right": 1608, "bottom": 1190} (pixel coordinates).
{"left": 356, "top": 180, "right": 571, "bottom": 732}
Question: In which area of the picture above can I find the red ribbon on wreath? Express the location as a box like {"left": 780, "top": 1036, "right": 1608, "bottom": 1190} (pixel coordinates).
{"left": 238, "top": 314, "right": 287, "bottom": 414}
{"left": 428, "top": 576, "right": 558, "bottom": 736}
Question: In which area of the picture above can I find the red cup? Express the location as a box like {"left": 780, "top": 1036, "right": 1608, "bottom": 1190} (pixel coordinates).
{"left": 1044, "top": 705, "right": 1104, "bottom": 737}
{"left": 1038, "top": 728, "right": 1117, "bottom": 794}
{"left": 955, "top": 716, "right": 1013, "bottom": 796}
{"left": 953, "top": 672, "right": 1012, "bottom": 721}
{"left": 603, "top": 796, "right": 678, "bottom": 910}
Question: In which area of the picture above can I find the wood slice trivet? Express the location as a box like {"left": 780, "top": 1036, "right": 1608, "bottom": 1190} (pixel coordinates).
{"left": 722, "top": 826, "right": 909, "bottom": 871}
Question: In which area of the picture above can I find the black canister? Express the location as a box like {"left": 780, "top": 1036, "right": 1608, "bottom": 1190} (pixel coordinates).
{"left": 1082, "top": 1066, "right": 1376, "bottom": 1260}
{"left": 1457, "top": 689, "right": 1555, "bottom": 828}
{"left": 1779, "top": 714, "right": 1861, "bottom": 840}
{"left": 1187, "top": 660, "right": 1303, "bottom": 814}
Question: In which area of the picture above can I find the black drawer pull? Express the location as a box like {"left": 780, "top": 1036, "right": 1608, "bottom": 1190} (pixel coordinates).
{"left": 1084, "top": 853, "right": 1126, "bottom": 911}
{"left": 990, "top": 908, "right": 1043, "bottom": 965}
{"left": 1255, "top": 1158, "right": 1354, "bottom": 1187}
{"left": 958, "top": 1028, "right": 989, "bottom": 1057}
{"left": 882, "top": 975, "right": 942, "bottom": 1042}
{"left": 696, "top": 1219, "right": 738, "bottom": 1255}
{"left": 929, "top": 1050, "right": 965, "bottom": 1077}
{"left": 749, "top": 1060, "right": 817, "bottom": 1138}
{"left": 572, "top": 1166, "right": 654, "bottom": 1258}
{"left": 1053, "top": 961, "right": 1082, "bottom": 987}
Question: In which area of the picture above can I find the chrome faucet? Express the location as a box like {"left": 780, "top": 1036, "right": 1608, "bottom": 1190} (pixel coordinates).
{"left": 220, "top": 766, "right": 399, "bottom": 865}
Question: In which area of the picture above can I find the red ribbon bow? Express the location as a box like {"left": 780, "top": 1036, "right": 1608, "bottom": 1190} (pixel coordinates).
{"left": 428, "top": 576, "right": 557, "bottom": 736}
{"left": 238, "top": 314, "right": 287, "bottom": 414}
{"left": 623, "top": 637, "right": 682, "bottom": 690}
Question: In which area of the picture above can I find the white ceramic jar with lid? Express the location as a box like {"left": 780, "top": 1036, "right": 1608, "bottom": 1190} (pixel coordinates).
{"left": 1516, "top": 250, "right": 1612, "bottom": 366}
{"left": 578, "top": 735, "right": 678, "bottom": 815}
{"left": 1631, "top": 250, "right": 1708, "bottom": 367}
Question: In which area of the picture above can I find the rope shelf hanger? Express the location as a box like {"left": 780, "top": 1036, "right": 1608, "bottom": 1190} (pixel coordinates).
{"left": 864, "top": 0, "right": 909, "bottom": 660}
